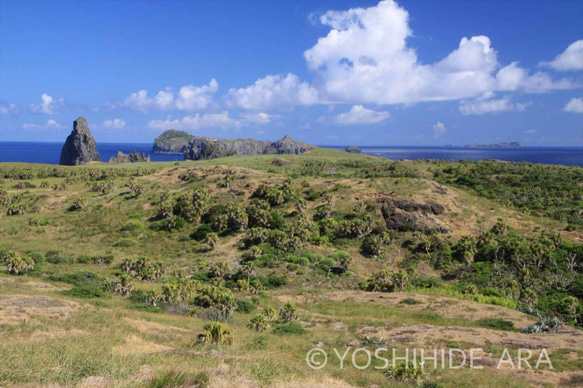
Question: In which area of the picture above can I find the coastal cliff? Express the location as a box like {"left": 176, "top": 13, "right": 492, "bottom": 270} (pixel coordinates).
{"left": 184, "top": 135, "right": 314, "bottom": 161}
{"left": 152, "top": 129, "right": 195, "bottom": 154}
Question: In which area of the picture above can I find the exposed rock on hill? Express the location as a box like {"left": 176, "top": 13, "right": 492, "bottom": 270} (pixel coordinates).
{"left": 59, "top": 117, "right": 101, "bottom": 166}
{"left": 344, "top": 146, "right": 362, "bottom": 153}
{"left": 152, "top": 130, "right": 195, "bottom": 154}
{"left": 184, "top": 135, "right": 314, "bottom": 161}
{"left": 109, "top": 150, "right": 151, "bottom": 163}
{"left": 380, "top": 198, "right": 449, "bottom": 234}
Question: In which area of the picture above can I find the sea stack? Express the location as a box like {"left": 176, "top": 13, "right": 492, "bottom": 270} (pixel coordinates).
{"left": 59, "top": 117, "right": 101, "bottom": 165}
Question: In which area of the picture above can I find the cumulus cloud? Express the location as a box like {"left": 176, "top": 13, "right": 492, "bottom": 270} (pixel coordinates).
{"left": 124, "top": 79, "right": 218, "bottom": 113}
{"left": 303, "top": 0, "right": 575, "bottom": 105}
{"left": 175, "top": 79, "right": 219, "bottom": 111}
{"left": 0, "top": 102, "right": 17, "bottom": 115}
{"left": 335, "top": 105, "right": 390, "bottom": 125}
{"left": 22, "top": 119, "right": 62, "bottom": 130}
{"left": 433, "top": 122, "right": 446, "bottom": 137}
{"left": 541, "top": 40, "right": 583, "bottom": 71}
{"left": 459, "top": 94, "right": 532, "bottom": 115}
{"left": 226, "top": 73, "right": 318, "bottom": 110}
{"left": 103, "top": 118, "right": 126, "bottom": 129}
{"left": 564, "top": 97, "right": 583, "bottom": 113}
{"left": 148, "top": 112, "right": 241, "bottom": 131}
{"left": 239, "top": 112, "right": 277, "bottom": 124}
{"left": 30, "top": 93, "right": 64, "bottom": 114}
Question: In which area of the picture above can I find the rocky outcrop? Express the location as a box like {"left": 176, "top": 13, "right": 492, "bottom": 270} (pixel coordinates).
{"left": 59, "top": 117, "right": 101, "bottom": 166}
{"left": 184, "top": 135, "right": 314, "bottom": 161}
{"left": 108, "top": 150, "right": 151, "bottom": 163}
{"left": 152, "top": 129, "right": 195, "bottom": 154}
{"left": 380, "top": 198, "right": 449, "bottom": 234}
{"left": 344, "top": 146, "right": 362, "bottom": 153}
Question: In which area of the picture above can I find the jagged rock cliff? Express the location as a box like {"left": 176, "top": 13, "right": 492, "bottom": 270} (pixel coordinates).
{"left": 152, "top": 129, "right": 195, "bottom": 154}
{"left": 183, "top": 135, "right": 314, "bottom": 161}
{"left": 59, "top": 117, "right": 101, "bottom": 166}
{"left": 109, "top": 150, "right": 151, "bottom": 163}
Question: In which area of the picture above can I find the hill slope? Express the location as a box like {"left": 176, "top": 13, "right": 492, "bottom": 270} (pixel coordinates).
{"left": 0, "top": 150, "right": 581, "bottom": 387}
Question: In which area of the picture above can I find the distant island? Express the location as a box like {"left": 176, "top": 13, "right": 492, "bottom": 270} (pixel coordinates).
{"left": 184, "top": 134, "right": 314, "bottom": 160}
{"left": 152, "top": 129, "right": 195, "bottom": 154}
{"left": 446, "top": 142, "right": 522, "bottom": 149}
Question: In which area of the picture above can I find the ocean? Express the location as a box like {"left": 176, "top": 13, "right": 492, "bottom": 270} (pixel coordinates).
{"left": 0, "top": 142, "right": 582, "bottom": 167}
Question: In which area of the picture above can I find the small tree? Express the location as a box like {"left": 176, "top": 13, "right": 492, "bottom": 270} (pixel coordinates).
{"left": 2, "top": 251, "right": 34, "bottom": 275}
{"left": 113, "top": 274, "right": 135, "bottom": 297}
{"left": 197, "top": 322, "right": 233, "bottom": 345}
{"left": 236, "top": 279, "right": 250, "bottom": 292}
{"left": 261, "top": 307, "right": 277, "bottom": 321}
{"left": 72, "top": 196, "right": 88, "bottom": 210}
{"left": 279, "top": 303, "right": 298, "bottom": 322}
{"left": 247, "top": 314, "right": 270, "bottom": 332}
{"left": 205, "top": 232, "right": 219, "bottom": 249}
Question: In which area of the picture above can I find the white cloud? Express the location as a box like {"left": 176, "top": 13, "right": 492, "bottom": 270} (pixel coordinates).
{"left": 103, "top": 118, "right": 126, "bottom": 129}
{"left": 524, "top": 129, "right": 537, "bottom": 134}
{"left": 564, "top": 97, "right": 583, "bottom": 113}
{"left": 303, "top": 0, "right": 576, "bottom": 105}
{"left": 433, "top": 122, "right": 446, "bottom": 137}
{"left": 335, "top": 105, "right": 390, "bottom": 125}
{"left": 22, "top": 119, "right": 62, "bottom": 130}
{"left": 175, "top": 79, "right": 219, "bottom": 111}
{"left": 541, "top": 40, "right": 583, "bottom": 71}
{"left": 148, "top": 111, "right": 241, "bottom": 131}
{"left": 30, "top": 93, "right": 64, "bottom": 114}
{"left": 459, "top": 94, "right": 531, "bottom": 115}
{"left": 123, "top": 79, "right": 218, "bottom": 113}
{"left": 240, "top": 112, "right": 277, "bottom": 124}
{"left": 0, "top": 102, "right": 17, "bottom": 115}
{"left": 226, "top": 73, "right": 318, "bottom": 110}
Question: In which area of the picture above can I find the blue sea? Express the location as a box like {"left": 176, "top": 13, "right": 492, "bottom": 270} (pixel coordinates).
{"left": 0, "top": 142, "right": 582, "bottom": 167}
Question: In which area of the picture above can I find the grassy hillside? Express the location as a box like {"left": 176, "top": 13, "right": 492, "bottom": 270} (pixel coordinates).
{"left": 0, "top": 149, "right": 581, "bottom": 387}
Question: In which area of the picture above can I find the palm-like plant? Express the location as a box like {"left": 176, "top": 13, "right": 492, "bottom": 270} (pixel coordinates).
{"left": 261, "top": 307, "right": 277, "bottom": 321}
{"left": 247, "top": 314, "right": 270, "bottom": 332}
{"left": 279, "top": 303, "right": 298, "bottom": 322}
{"left": 113, "top": 274, "right": 135, "bottom": 297}
{"left": 205, "top": 233, "right": 219, "bottom": 249}
{"left": 2, "top": 251, "right": 34, "bottom": 275}
{"left": 197, "top": 322, "right": 233, "bottom": 345}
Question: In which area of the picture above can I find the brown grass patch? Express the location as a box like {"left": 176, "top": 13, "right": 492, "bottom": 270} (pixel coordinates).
{"left": 123, "top": 317, "right": 191, "bottom": 334}
{"left": 0, "top": 294, "right": 79, "bottom": 325}
{"left": 112, "top": 335, "right": 173, "bottom": 356}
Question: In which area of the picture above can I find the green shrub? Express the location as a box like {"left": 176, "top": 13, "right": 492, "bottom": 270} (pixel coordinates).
{"left": 120, "top": 219, "right": 143, "bottom": 232}
{"left": 476, "top": 318, "right": 515, "bottom": 331}
{"left": 114, "top": 238, "right": 137, "bottom": 248}
{"left": 27, "top": 251, "right": 45, "bottom": 264}
{"left": 236, "top": 299, "right": 256, "bottom": 314}
{"left": 399, "top": 298, "right": 422, "bottom": 305}
{"left": 273, "top": 322, "right": 307, "bottom": 335}
{"left": 61, "top": 285, "right": 107, "bottom": 299}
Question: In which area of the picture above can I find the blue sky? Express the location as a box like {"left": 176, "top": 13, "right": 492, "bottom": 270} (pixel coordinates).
{"left": 1, "top": 0, "right": 582, "bottom": 145}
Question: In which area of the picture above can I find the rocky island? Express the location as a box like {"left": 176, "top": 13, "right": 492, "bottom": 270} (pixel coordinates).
{"left": 463, "top": 141, "right": 521, "bottom": 148}
{"left": 108, "top": 150, "right": 151, "bottom": 163}
{"left": 184, "top": 134, "right": 314, "bottom": 160}
{"left": 59, "top": 117, "right": 101, "bottom": 165}
{"left": 152, "top": 129, "right": 195, "bottom": 154}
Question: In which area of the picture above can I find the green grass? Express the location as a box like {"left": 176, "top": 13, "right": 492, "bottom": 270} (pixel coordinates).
{"left": 0, "top": 151, "right": 580, "bottom": 387}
